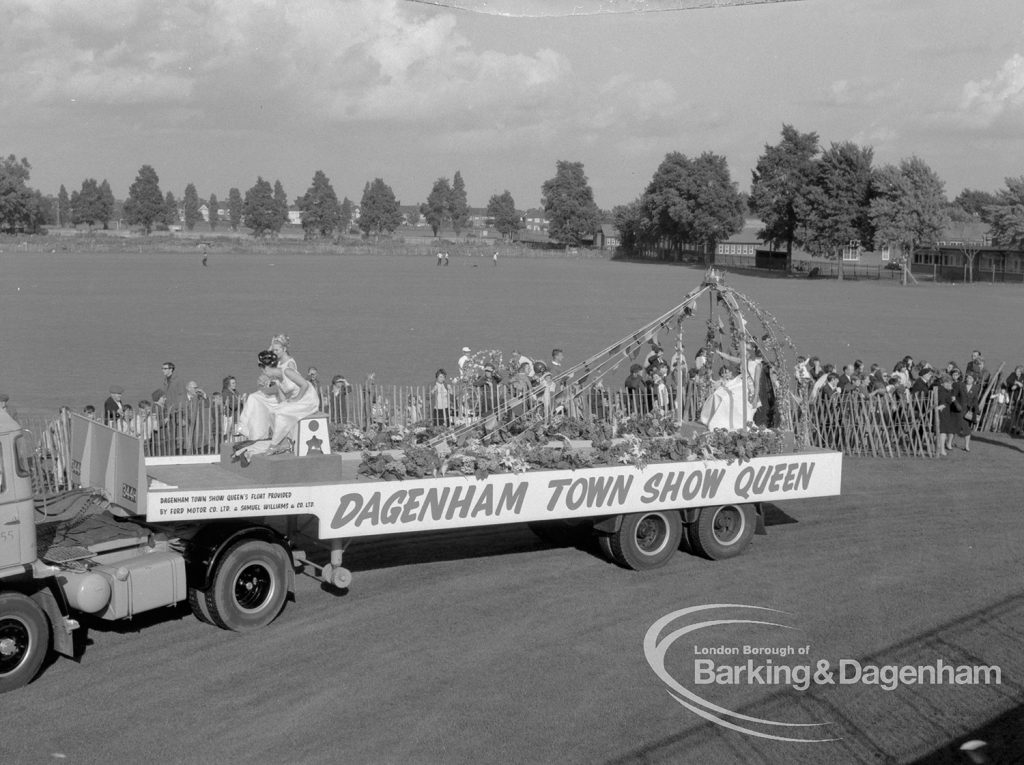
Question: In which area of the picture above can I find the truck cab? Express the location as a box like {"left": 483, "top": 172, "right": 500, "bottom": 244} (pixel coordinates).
{"left": 0, "top": 421, "right": 74, "bottom": 693}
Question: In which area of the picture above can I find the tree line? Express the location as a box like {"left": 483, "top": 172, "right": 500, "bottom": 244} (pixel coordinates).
{"left": 4, "top": 129, "right": 1024, "bottom": 258}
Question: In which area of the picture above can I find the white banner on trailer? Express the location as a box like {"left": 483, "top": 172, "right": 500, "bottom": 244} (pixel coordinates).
{"left": 146, "top": 451, "right": 842, "bottom": 539}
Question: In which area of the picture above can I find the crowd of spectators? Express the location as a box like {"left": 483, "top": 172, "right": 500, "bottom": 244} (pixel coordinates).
{"left": 44, "top": 340, "right": 1022, "bottom": 458}
{"left": 793, "top": 348, "right": 1024, "bottom": 456}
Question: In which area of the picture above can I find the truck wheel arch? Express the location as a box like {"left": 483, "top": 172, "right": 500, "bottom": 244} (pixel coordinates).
{"left": 184, "top": 523, "right": 294, "bottom": 597}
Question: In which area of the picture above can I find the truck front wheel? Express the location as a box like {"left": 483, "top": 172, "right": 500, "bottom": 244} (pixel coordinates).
{"left": 205, "top": 540, "right": 290, "bottom": 632}
{"left": 690, "top": 504, "right": 756, "bottom": 560}
{"left": 605, "top": 511, "right": 682, "bottom": 571}
{"left": 0, "top": 592, "right": 50, "bottom": 694}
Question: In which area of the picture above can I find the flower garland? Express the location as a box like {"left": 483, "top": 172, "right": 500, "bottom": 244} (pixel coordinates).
{"left": 356, "top": 413, "right": 789, "bottom": 481}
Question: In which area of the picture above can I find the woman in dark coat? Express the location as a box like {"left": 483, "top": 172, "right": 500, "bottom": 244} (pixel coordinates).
{"left": 935, "top": 373, "right": 961, "bottom": 456}
{"left": 958, "top": 371, "right": 982, "bottom": 452}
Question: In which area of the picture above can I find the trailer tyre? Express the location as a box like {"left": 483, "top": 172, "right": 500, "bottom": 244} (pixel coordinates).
{"left": 690, "top": 504, "right": 756, "bottom": 560}
{"left": 205, "top": 540, "right": 290, "bottom": 632}
{"left": 187, "top": 586, "right": 216, "bottom": 625}
{"left": 0, "top": 592, "right": 50, "bottom": 694}
{"left": 606, "top": 511, "right": 682, "bottom": 570}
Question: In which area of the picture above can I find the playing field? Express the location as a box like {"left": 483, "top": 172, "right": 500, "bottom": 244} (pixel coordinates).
{"left": 1, "top": 249, "right": 1019, "bottom": 415}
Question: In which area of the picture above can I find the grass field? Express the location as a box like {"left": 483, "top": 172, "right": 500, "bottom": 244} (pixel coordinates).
{"left": 1, "top": 249, "right": 1021, "bottom": 416}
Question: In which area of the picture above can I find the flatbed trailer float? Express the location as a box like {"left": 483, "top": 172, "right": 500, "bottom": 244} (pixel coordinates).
{"left": 0, "top": 414, "right": 841, "bottom": 692}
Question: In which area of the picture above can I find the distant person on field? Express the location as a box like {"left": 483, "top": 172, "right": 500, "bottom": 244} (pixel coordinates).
{"left": 492, "top": 250, "right": 498, "bottom": 266}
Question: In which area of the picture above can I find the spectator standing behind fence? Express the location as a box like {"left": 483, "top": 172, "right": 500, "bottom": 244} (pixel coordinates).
{"left": 958, "top": 371, "right": 981, "bottom": 452}
{"left": 119, "top": 405, "right": 135, "bottom": 435}
{"left": 161, "top": 362, "right": 186, "bottom": 411}
{"left": 221, "top": 376, "right": 241, "bottom": 420}
{"left": 965, "top": 350, "right": 984, "bottom": 379}
{"left": 103, "top": 386, "right": 125, "bottom": 425}
{"left": 936, "top": 374, "right": 961, "bottom": 457}
{"left": 474, "top": 363, "right": 504, "bottom": 434}
{"left": 1003, "top": 365, "right": 1024, "bottom": 395}
{"left": 328, "top": 375, "right": 350, "bottom": 423}
{"left": 306, "top": 367, "right": 324, "bottom": 410}
{"left": 431, "top": 369, "right": 452, "bottom": 427}
{"left": 624, "top": 364, "right": 646, "bottom": 414}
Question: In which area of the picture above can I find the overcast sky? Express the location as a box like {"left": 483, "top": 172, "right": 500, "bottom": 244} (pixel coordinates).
{"left": 3, "top": 0, "right": 1023, "bottom": 211}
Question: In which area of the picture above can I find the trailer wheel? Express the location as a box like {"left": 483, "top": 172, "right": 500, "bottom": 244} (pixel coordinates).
{"left": 205, "top": 540, "right": 290, "bottom": 632}
{"left": 690, "top": 504, "right": 756, "bottom": 560}
{"left": 606, "top": 511, "right": 682, "bottom": 570}
{"left": 0, "top": 592, "right": 50, "bottom": 694}
{"left": 187, "top": 587, "right": 216, "bottom": 625}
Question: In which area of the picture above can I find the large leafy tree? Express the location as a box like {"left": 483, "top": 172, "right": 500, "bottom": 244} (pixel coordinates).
{"left": 70, "top": 178, "right": 104, "bottom": 228}
{"left": 242, "top": 177, "right": 279, "bottom": 237}
{"left": 296, "top": 170, "right": 342, "bottom": 239}
{"left": 449, "top": 170, "right": 469, "bottom": 235}
{"left": 541, "top": 160, "right": 601, "bottom": 246}
{"left": 57, "top": 184, "right": 70, "bottom": 227}
{"left": 123, "top": 164, "right": 165, "bottom": 234}
{"left": 182, "top": 183, "right": 202, "bottom": 231}
{"left": 749, "top": 124, "right": 820, "bottom": 272}
{"left": 273, "top": 180, "right": 289, "bottom": 232}
{"left": 421, "top": 177, "right": 452, "bottom": 236}
{"left": 611, "top": 198, "right": 646, "bottom": 252}
{"left": 986, "top": 177, "right": 1024, "bottom": 250}
{"left": 954, "top": 188, "right": 1000, "bottom": 220}
{"left": 358, "top": 178, "right": 402, "bottom": 236}
{"left": 228, "top": 187, "right": 243, "bottom": 231}
{"left": 208, "top": 193, "right": 220, "bottom": 231}
{"left": 800, "top": 141, "right": 875, "bottom": 279}
{"left": 685, "top": 152, "right": 746, "bottom": 263}
{"left": 486, "top": 190, "right": 522, "bottom": 240}
{"left": 0, "top": 155, "right": 47, "bottom": 233}
{"left": 637, "top": 151, "right": 744, "bottom": 264}
{"left": 870, "top": 156, "right": 948, "bottom": 285}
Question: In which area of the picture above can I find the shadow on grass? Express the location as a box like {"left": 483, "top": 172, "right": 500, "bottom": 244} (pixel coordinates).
{"left": 762, "top": 501, "right": 799, "bottom": 527}
{"left": 971, "top": 434, "right": 1024, "bottom": 454}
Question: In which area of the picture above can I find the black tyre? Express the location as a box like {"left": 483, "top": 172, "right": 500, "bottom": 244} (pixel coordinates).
{"left": 606, "top": 511, "right": 682, "bottom": 570}
{"left": 0, "top": 592, "right": 50, "bottom": 694}
{"left": 205, "top": 540, "right": 290, "bottom": 632}
{"left": 187, "top": 586, "right": 216, "bottom": 625}
{"left": 528, "top": 519, "right": 591, "bottom": 547}
{"left": 690, "top": 504, "right": 756, "bottom": 560}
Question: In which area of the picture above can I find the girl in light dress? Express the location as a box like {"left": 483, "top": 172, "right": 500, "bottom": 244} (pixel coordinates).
{"left": 234, "top": 334, "right": 320, "bottom": 462}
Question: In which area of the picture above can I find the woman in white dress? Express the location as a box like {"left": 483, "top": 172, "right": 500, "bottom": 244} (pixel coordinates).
{"left": 699, "top": 365, "right": 753, "bottom": 431}
{"left": 235, "top": 334, "right": 320, "bottom": 461}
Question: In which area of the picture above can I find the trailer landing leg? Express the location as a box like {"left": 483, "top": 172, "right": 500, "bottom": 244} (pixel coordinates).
{"left": 319, "top": 539, "right": 352, "bottom": 589}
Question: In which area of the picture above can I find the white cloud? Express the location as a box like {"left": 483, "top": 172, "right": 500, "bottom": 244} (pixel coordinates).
{"left": 959, "top": 53, "right": 1024, "bottom": 126}
{"left": 0, "top": 0, "right": 579, "bottom": 130}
